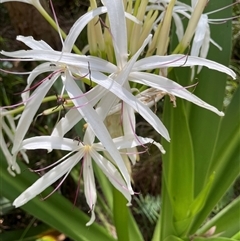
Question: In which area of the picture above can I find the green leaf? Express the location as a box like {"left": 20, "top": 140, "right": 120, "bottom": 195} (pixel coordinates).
{"left": 113, "top": 188, "right": 129, "bottom": 241}
{"left": 153, "top": 178, "right": 175, "bottom": 241}
{"left": 231, "top": 231, "right": 240, "bottom": 240}
{"left": 190, "top": 86, "right": 240, "bottom": 233}
{"left": 128, "top": 209, "right": 145, "bottom": 241}
{"left": 187, "top": 0, "right": 233, "bottom": 196}
{"left": 188, "top": 172, "right": 215, "bottom": 217}
{"left": 196, "top": 196, "right": 240, "bottom": 238}
{"left": 161, "top": 93, "right": 194, "bottom": 237}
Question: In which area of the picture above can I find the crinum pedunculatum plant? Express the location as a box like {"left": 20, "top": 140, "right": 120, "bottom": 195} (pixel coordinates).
{"left": 0, "top": 0, "right": 239, "bottom": 240}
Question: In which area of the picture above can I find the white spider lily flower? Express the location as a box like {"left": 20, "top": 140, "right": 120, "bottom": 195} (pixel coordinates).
{"left": 0, "top": 37, "right": 132, "bottom": 191}
{"left": 1, "top": 0, "right": 236, "bottom": 161}
{"left": 13, "top": 127, "right": 163, "bottom": 225}
{"left": 0, "top": 5, "right": 166, "bottom": 186}
{"left": 0, "top": 110, "right": 28, "bottom": 175}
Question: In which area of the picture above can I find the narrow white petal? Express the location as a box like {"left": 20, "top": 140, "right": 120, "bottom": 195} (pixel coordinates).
{"left": 191, "top": 15, "right": 208, "bottom": 57}
{"left": 122, "top": 103, "right": 136, "bottom": 136}
{"left": 199, "top": 26, "right": 210, "bottom": 59}
{"left": 64, "top": 6, "right": 107, "bottom": 52}
{"left": 133, "top": 55, "right": 236, "bottom": 79}
{"left": 13, "top": 152, "right": 83, "bottom": 207}
{"left": 172, "top": 12, "right": 184, "bottom": 41}
{"left": 90, "top": 150, "right": 133, "bottom": 202}
{"left": 51, "top": 109, "right": 82, "bottom": 137}
{"left": 83, "top": 154, "right": 97, "bottom": 226}
{"left": 130, "top": 71, "right": 225, "bottom": 116}
{"left": 12, "top": 76, "right": 58, "bottom": 154}
{"left": 22, "top": 62, "right": 54, "bottom": 102}
{"left": 113, "top": 135, "right": 165, "bottom": 153}
{"left": 104, "top": 0, "right": 128, "bottom": 67}
{"left": 52, "top": 85, "right": 106, "bottom": 138}
{"left": 17, "top": 36, "right": 53, "bottom": 51}
{"left": 1, "top": 50, "right": 117, "bottom": 73}
{"left": 21, "top": 136, "right": 79, "bottom": 151}
{"left": 83, "top": 126, "right": 96, "bottom": 146}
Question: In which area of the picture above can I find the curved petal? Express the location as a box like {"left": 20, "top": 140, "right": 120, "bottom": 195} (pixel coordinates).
{"left": 13, "top": 152, "right": 83, "bottom": 207}
{"left": 21, "top": 136, "right": 79, "bottom": 151}
{"left": 17, "top": 35, "right": 53, "bottom": 51}
{"left": 172, "top": 12, "right": 184, "bottom": 41}
{"left": 112, "top": 135, "right": 165, "bottom": 154}
{"left": 104, "top": 0, "right": 128, "bottom": 67}
{"left": 51, "top": 109, "right": 83, "bottom": 137}
{"left": 83, "top": 154, "right": 97, "bottom": 226}
{"left": 12, "top": 75, "right": 58, "bottom": 154}
{"left": 1, "top": 50, "right": 117, "bottom": 73}
{"left": 130, "top": 71, "right": 225, "bottom": 116}
{"left": 64, "top": 6, "right": 107, "bottom": 52}
{"left": 22, "top": 62, "right": 54, "bottom": 102}
{"left": 190, "top": 14, "right": 208, "bottom": 57}
{"left": 133, "top": 55, "right": 236, "bottom": 79}
{"left": 90, "top": 149, "right": 132, "bottom": 204}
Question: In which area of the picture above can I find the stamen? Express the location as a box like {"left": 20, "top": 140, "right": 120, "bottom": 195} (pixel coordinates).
{"left": 95, "top": 17, "right": 111, "bottom": 32}
{"left": 29, "top": 151, "right": 76, "bottom": 173}
{"left": 41, "top": 168, "right": 72, "bottom": 201}
{"left": 157, "top": 54, "right": 187, "bottom": 68}
{"left": 0, "top": 68, "right": 32, "bottom": 75}
{"left": 207, "top": 1, "right": 240, "bottom": 15}
{"left": 49, "top": 0, "right": 64, "bottom": 47}
{"left": 70, "top": 89, "right": 103, "bottom": 109}
{"left": 0, "top": 95, "right": 34, "bottom": 109}
{"left": 14, "top": 69, "right": 62, "bottom": 95}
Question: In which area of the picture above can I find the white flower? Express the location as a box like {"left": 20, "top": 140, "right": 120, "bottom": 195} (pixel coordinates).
{"left": 0, "top": 5, "right": 164, "bottom": 189}
{"left": 1, "top": 1, "right": 236, "bottom": 177}
{"left": 13, "top": 126, "right": 163, "bottom": 225}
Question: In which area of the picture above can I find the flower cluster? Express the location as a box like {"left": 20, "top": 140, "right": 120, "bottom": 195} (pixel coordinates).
{"left": 0, "top": 0, "right": 236, "bottom": 225}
